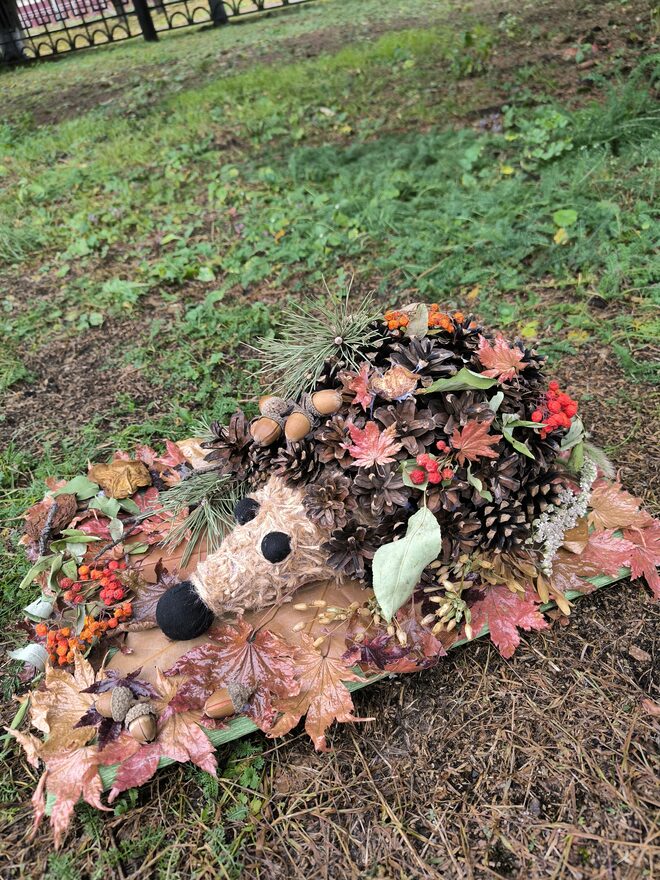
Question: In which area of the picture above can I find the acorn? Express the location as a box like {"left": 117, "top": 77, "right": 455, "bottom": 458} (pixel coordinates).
{"left": 284, "top": 411, "right": 312, "bottom": 442}
{"left": 95, "top": 685, "right": 134, "bottom": 722}
{"left": 204, "top": 682, "right": 253, "bottom": 719}
{"left": 125, "top": 702, "right": 158, "bottom": 743}
{"left": 259, "top": 395, "right": 289, "bottom": 421}
{"left": 310, "top": 389, "right": 342, "bottom": 416}
{"left": 250, "top": 417, "right": 282, "bottom": 446}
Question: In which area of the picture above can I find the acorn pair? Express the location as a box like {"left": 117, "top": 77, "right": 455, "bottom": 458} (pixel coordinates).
{"left": 95, "top": 685, "right": 158, "bottom": 743}
{"left": 250, "top": 389, "right": 342, "bottom": 446}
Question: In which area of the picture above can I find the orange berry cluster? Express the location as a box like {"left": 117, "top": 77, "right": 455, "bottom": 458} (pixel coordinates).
{"left": 37, "top": 625, "right": 85, "bottom": 666}
{"left": 384, "top": 309, "right": 409, "bottom": 331}
{"left": 428, "top": 305, "right": 465, "bottom": 331}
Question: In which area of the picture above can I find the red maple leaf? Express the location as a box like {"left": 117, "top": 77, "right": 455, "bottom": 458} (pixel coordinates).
{"left": 269, "top": 634, "right": 365, "bottom": 751}
{"left": 580, "top": 529, "right": 635, "bottom": 577}
{"left": 340, "top": 363, "right": 374, "bottom": 411}
{"left": 588, "top": 480, "right": 653, "bottom": 531}
{"left": 477, "top": 335, "right": 528, "bottom": 382}
{"left": 165, "top": 618, "right": 299, "bottom": 731}
{"left": 343, "top": 421, "right": 403, "bottom": 468}
{"left": 467, "top": 585, "right": 548, "bottom": 658}
{"left": 450, "top": 419, "right": 502, "bottom": 466}
{"left": 623, "top": 522, "right": 660, "bottom": 599}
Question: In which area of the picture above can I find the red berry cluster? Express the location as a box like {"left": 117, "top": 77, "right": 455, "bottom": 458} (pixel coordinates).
{"left": 95, "top": 559, "right": 128, "bottom": 606}
{"left": 61, "top": 560, "right": 128, "bottom": 607}
{"left": 409, "top": 451, "right": 455, "bottom": 486}
{"left": 60, "top": 576, "right": 85, "bottom": 605}
{"left": 532, "top": 380, "right": 578, "bottom": 439}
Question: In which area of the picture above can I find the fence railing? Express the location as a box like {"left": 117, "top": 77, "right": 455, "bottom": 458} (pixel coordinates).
{"left": 0, "top": 0, "right": 312, "bottom": 63}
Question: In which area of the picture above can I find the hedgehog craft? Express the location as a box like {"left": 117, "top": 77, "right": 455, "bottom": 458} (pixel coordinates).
{"left": 11, "top": 298, "right": 659, "bottom": 846}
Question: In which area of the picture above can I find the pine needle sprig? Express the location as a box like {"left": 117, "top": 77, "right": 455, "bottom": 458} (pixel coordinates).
{"left": 159, "top": 470, "right": 245, "bottom": 566}
{"left": 255, "top": 286, "right": 383, "bottom": 398}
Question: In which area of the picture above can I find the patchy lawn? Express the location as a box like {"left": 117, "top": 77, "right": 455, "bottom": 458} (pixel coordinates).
{"left": 1, "top": 0, "right": 658, "bottom": 875}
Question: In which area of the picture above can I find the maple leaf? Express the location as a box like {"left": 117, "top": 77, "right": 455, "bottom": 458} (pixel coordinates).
{"left": 135, "top": 441, "right": 187, "bottom": 487}
{"left": 467, "top": 585, "right": 548, "bottom": 658}
{"left": 31, "top": 744, "right": 110, "bottom": 848}
{"left": 549, "top": 548, "right": 606, "bottom": 597}
{"left": 369, "top": 365, "right": 418, "bottom": 401}
{"left": 165, "top": 618, "right": 299, "bottom": 731}
{"left": 269, "top": 634, "right": 365, "bottom": 751}
{"left": 343, "top": 422, "right": 403, "bottom": 468}
{"left": 106, "top": 672, "right": 217, "bottom": 803}
{"left": 125, "top": 561, "right": 179, "bottom": 628}
{"left": 588, "top": 480, "right": 653, "bottom": 531}
{"left": 624, "top": 522, "right": 660, "bottom": 599}
{"left": 477, "top": 335, "right": 528, "bottom": 382}
{"left": 580, "top": 529, "right": 635, "bottom": 577}
{"left": 30, "top": 653, "right": 96, "bottom": 740}
{"left": 450, "top": 419, "right": 502, "bottom": 466}
{"left": 340, "top": 363, "right": 374, "bottom": 411}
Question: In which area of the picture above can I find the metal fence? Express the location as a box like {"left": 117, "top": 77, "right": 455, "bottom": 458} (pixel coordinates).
{"left": 0, "top": 0, "right": 313, "bottom": 63}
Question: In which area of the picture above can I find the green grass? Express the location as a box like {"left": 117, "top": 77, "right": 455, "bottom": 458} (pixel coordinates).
{"left": 0, "top": 0, "right": 659, "bottom": 871}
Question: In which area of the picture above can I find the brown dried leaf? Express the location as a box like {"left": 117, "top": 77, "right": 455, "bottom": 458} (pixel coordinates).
{"left": 30, "top": 653, "right": 96, "bottom": 740}
{"left": 88, "top": 459, "right": 151, "bottom": 499}
{"left": 588, "top": 480, "right": 653, "bottom": 531}
{"left": 369, "top": 365, "right": 418, "bottom": 401}
{"left": 23, "top": 493, "right": 78, "bottom": 541}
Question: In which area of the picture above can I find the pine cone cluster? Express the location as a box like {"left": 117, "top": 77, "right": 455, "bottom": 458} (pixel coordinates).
{"left": 212, "top": 303, "right": 575, "bottom": 578}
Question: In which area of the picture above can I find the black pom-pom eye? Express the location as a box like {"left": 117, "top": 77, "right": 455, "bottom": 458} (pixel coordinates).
{"left": 234, "top": 498, "right": 260, "bottom": 525}
{"left": 261, "top": 531, "right": 291, "bottom": 563}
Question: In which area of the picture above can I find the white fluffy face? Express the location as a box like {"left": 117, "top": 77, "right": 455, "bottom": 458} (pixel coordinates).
{"left": 191, "top": 477, "right": 341, "bottom": 617}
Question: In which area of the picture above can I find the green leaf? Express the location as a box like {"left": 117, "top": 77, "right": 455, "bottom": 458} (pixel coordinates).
{"left": 108, "top": 518, "right": 124, "bottom": 543}
{"left": 8, "top": 643, "right": 49, "bottom": 671}
{"left": 89, "top": 496, "right": 121, "bottom": 519}
{"left": 560, "top": 416, "right": 585, "bottom": 451}
{"left": 23, "top": 596, "right": 55, "bottom": 621}
{"left": 372, "top": 507, "right": 441, "bottom": 622}
{"left": 552, "top": 209, "right": 578, "bottom": 227}
{"left": 119, "top": 498, "right": 141, "bottom": 515}
{"left": 88, "top": 311, "right": 104, "bottom": 327}
{"left": 128, "top": 542, "right": 149, "bottom": 555}
{"left": 19, "top": 556, "right": 53, "bottom": 589}
{"left": 500, "top": 413, "right": 536, "bottom": 460}
{"left": 53, "top": 476, "right": 99, "bottom": 501}
{"left": 568, "top": 441, "right": 585, "bottom": 473}
{"left": 466, "top": 465, "right": 493, "bottom": 502}
{"left": 488, "top": 391, "right": 504, "bottom": 413}
{"left": 62, "top": 559, "right": 79, "bottom": 580}
{"left": 405, "top": 303, "right": 428, "bottom": 339}
{"left": 419, "top": 367, "right": 497, "bottom": 395}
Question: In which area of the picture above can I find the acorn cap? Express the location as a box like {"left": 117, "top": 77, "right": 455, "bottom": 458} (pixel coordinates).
{"left": 111, "top": 686, "right": 135, "bottom": 723}
{"left": 204, "top": 682, "right": 253, "bottom": 719}
{"left": 259, "top": 396, "right": 290, "bottom": 421}
{"left": 124, "top": 701, "right": 157, "bottom": 726}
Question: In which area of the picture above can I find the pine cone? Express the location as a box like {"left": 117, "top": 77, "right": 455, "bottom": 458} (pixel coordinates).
{"left": 303, "top": 469, "right": 356, "bottom": 530}
{"left": 372, "top": 399, "right": 438, "bottom": 457}
{"left": 202, "top": 411, "right": 253, "bottom": 479}
{"left": 476, "top": 497, "right": 531, "bottom": 552}
{"left": 353, "top": 465, "right": 411, "bottom": 518}
{"left": 434, "top": 391, "right": 493, "bottom": 437}
{"left": 388, "top": 336, "right": 455, "bottom": 380}
{"left": 313, "top": 356, "right": 345, "bottom": 391}
{"left": 315, "top": 414, "right": 354, "bottom": 469}
{"left": 322, "top": 524, "right": 379, "bottom": 579}
{"left": 246, "top": 443, "right": 277, "bottom": 488}
{"left": 519, "top": 471, "right": 564, "bottom": 522}
{"left": 431, "top": 313, "right": 485, "bottom": 371}
{"left": 272, "top": 440, "right": 321, "bottom": 486}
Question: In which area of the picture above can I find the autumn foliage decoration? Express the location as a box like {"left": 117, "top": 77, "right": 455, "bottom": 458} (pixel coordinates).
{"left": 9, "top": 299, "right": 659, "bottom": 847}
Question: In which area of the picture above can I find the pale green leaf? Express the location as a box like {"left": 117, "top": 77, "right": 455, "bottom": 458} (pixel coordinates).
{"left": 89, "top": 496, "right": 121, "bottom": 518}
{"left": 405, "top": 303, "right": 428, "bottom": 339}
{"left": 23, "top": 596, "right": 55, "bottom": 620}
{"left": 552, "top": 209, "right": 578, "bottom": 227}
{"left": 372, "top": 507, "right": 441, "bottom": 622}
{"left": 53, "top": 476, "right": 99, "bottom": 501}
{"left": 419, "top": 367, "right": 497, "bottom": 395}
{"left": 9, "top": 643, "right": 49, "bottom": 671}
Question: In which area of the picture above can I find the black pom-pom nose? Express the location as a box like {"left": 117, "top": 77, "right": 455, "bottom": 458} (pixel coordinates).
{"left": 156, "top": 580, "right": 214, "bottom": 641}
{"left": 234, "top": 497, "right": 260, "bottom": 525}
{"left": 261, "top": 531, "right": 291, "bottom": 563}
